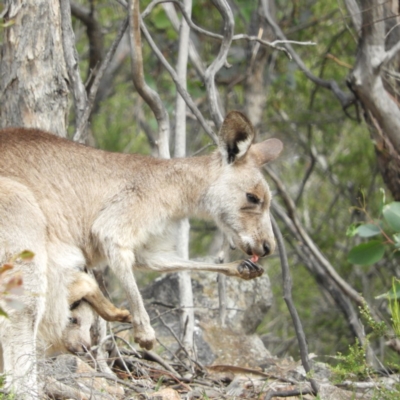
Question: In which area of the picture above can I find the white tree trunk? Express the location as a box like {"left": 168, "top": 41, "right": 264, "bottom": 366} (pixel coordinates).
{"left": 173, "top": 0, "right": 195, "bottom": 355}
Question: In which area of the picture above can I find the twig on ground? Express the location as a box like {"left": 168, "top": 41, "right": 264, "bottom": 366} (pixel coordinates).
{"left": 264, "top": 387, "right": 314, "bottom": 400}
{"left": 156, "top": 310, "right": 204, "bottom": 372}
{"left": 143, "top": 349, "right": 181, "bottom": 377}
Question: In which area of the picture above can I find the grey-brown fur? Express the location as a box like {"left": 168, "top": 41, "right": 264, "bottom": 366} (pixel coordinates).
{"left": 0, "top": 111, "right": 282, "bottom": 398}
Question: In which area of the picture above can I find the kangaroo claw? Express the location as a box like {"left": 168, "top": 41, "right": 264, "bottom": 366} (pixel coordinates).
{"left": 237, "top": 259, "right": 264, "bottom": 280}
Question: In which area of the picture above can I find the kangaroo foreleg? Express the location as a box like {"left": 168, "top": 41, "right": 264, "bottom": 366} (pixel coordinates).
{"left": 105, "top": 246, "right": 156, "bottom": 350}
{"left": 136, "top": 252, "right": 264, "bottom": 280}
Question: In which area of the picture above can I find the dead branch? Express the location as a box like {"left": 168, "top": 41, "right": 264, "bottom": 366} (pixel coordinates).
{"left": 139, "top": 20, "right": 218, "bottom": 143}
{"left": 70, "top": 1, "right": 104, "bottom": 90}
{"left": 203, "top": 0, "right": 233, "bottom": 128}
{"left": 142, "top": 350, "right": 181, "bottom": 376}
{"left": 264, "top": 387, "right": 314, "bottom": 400}
{"left": 271, "top": 215, "right": 319, "bottom": 395}
{"left": 271, "top": 199, "right": 369, "bottom": 345}
{"left": 74, "top": 17, "right": 129, "bottom": 143}
{"left": 143, "top": 0, "right": 312, "bottom": 58}
{"left": 60, "top": 0, "right": 88, "bottom": 135}
{"left": 260, "top": 0, "right": 354, "bottom": 110}
{"left": 162, "top": 3, "right": 207, "bottom": 77}
{"left": 265, "top": 166, "right": 365, "bottom": 308}
{"left": 128, "top": 0, "right": 170, "bottom": 158}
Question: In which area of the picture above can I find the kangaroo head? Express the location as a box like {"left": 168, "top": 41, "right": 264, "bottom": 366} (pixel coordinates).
{"left": 206, "top": 111, "right": 283, "bottom": 260}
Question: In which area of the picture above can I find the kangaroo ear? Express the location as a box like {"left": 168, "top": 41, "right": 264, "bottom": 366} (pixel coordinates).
{"left": 249, "top": 138, "right": 283, "bottom": 166}
{"left": 218, "top": 111, "right": 255, "bottom": 164}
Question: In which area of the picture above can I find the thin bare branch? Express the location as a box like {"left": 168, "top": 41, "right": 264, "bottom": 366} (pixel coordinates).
{"left": 70, "top": 1, "right": 104, "bottom": 90}
{"left": 144, "top": 0, "right": 314, "bottom": 59}
{"left": 342, "top": 0, "right": 362, "bottom": 36}
{"left": 380, "top": 40, "right": 400, "bottom": 67}
{"left": 60, "top": 0, "right": 88, "bottom": 134}
{"left": 128, "top": 0, "right": 171, "bottom": 158}
{"left": 271, "top": 215, "right": 319, "bottom": 395}
{"left": 74, "top": 17, "right": 129, "bottom": 143}
{"left": 203, "top": 0, "right": 234, "bottom": 128}
{"left": 265, "top": 166, "right": 365, "bottom": 307}
{"left": 115, "top": 0, "right": 216, "bottom": 141}
{"left": 271, "top": 199, "right": 369, "bottom": 345}
{"left": 139, "top": 20, "right": 218, "bottom": 143}
{"left": 260, "top": 0, "right": 354, "bottom": 109}
{"left": 162, "top": 3, "right": 206, "bottom": 77}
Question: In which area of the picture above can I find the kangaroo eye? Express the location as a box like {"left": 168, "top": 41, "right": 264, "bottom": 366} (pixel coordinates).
{"left": 246, "top": 193, "right": 260, "bottom": 204}
{"left": 69, "top": 317, "right": 79, "bottom": 325}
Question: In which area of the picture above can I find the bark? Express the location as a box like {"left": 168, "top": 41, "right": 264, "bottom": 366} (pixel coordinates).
{"left": 128, "top": 0, "right": 170, "bottom": 159}
{"left": 174, "top": 0, "right": 195, "bottom": 354}
{"left": 204, "top": 0, "right": 234, "bottom": 129}
{"left": 0, "top": 0, "right": 69, "bottom": 136}
{"left": 348, "top": 0, "right": 400, "bottom": 200}
{"left": 244, "top": 0, "right": 276, "bottom": 127}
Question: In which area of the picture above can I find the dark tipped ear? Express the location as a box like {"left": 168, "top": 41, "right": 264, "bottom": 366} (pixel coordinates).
{"left": 249, "top": 138, "right": 283, "bottom": 166}
{"left": 218, "top": 111, "right": 255, "bottom": 164}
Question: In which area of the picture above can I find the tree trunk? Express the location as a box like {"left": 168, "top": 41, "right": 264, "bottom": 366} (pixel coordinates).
{"left": 244, "top": 0, "right": 276, "bottom": 127}
{"left": 0, "top": 0, "right": 69, "bottom": 136}
{"left": 348, "top": 0, "right": 400, "bottom": 200}
{"left": 174, "top": 0, "right": 195, "bottom": 356}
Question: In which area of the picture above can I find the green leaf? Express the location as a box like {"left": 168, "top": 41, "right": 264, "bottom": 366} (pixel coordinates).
{"left": 383, "top": 202, "right": 400, "bottom": 232}
{"left": 346, "top": 224, "right": 357, "bottom": 237}
{"left": 394, "top": 233, "right": 400, "bottom": 248}
{"left": 153, "top": 11, "right": 171, "bottom": 30}
{"left": 355, "top": 224, "right": 381, "bottom": 238}
{"left": 376, "top": 281, "right": 400, "bottom": 300}
{"left": 348, "top": 240, "right": 385, "bottom": 266}
{"left": 379, "top": 188, "right": 386, "bottom": 215}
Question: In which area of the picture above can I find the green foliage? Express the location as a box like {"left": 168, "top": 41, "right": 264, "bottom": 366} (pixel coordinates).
{"left": 0, "top": 375, "right": 16, "bottom": 399}
{"left": 371, "top": 383, "right": 400, "bottom": 400}
{"left": 359, "top": 303, "right": 387, "bottom": 339}
{"left": 347, "top": 198, "right": 400, "bottom": 267}
{"left": 331, "top": 338, "right": 372, "bottom": 382}
{"left": 348, "top": 240, "right": 385, "bottom": 266}
{"left": 331, "top": 303, "right": 389, "bottom": 383}
{"left": 388, "top": 279, "right": 400, "bottom": 338}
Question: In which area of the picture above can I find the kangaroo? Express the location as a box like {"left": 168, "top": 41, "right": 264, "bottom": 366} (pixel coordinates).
{"left": 0, "top": 267, "right": 131, "bottom": 396}
{"left": 50, "top": 269, "right": 132, "bottom": 355}
{"left": 0, "top": 111, "right": 282, "bottom": 397}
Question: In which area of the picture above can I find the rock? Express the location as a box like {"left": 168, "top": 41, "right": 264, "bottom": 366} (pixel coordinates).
{"left": 39, "top": 354, "right": 125, "bottom": 399}
{"left": 142, "top": 269, "right": 273, "bottom": 366}
{"left": 318, "top": 383, "right": 373, "bottom": 400}
{"left": 147, "top": 388, "right": 181, "bottom": 400}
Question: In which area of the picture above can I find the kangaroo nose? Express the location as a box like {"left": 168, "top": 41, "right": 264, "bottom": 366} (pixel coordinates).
{"left": 263, "top": 242, "right": 271, "bottom": 256}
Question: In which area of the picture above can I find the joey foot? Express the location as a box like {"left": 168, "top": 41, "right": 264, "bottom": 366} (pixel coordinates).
{"left": 237, "top": 259, "right": 264, "bottom": 280}
{"left": 115, "top": 308, "right": 132, "bottom": 323}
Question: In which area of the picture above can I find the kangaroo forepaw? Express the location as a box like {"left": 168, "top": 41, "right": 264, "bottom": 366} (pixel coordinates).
{"left": 134, "top": 326, "right": 156, "bottom": 350}
{"left": 237, "top": 259, "right": 264, "bottom": 280}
